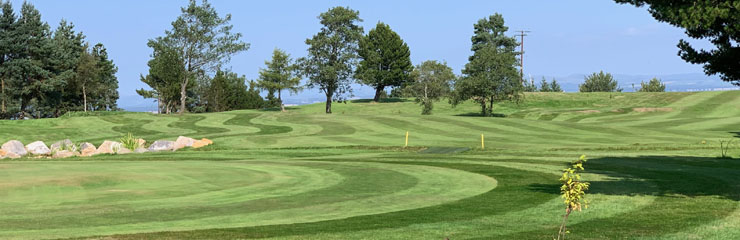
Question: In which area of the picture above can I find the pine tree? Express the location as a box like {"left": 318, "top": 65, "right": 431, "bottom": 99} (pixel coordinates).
{"left": 91, "top": 44, "right": 118, "bottom": 110}
{"left": 0, "top": 1, "right": 15, "bottom": 114}
{"left": 257, "top": 48, "right": 301, "bottom": 112}
{"left": 8, "top": 2, "right": 54, "bottom": 118}
{"left": 51, "top": 20, "right": 85, "bottom": 115}
{"left": 550, "top": 78, "right": 563, "bottom": 92}
{"left": 451, "top": 14, "right": 522, "bottom": 116}
{"left": 356, "top": 22, "right": 413, "bottom": 102}
{"left": 539, "top": 77, "right": 551, "bottom": 92}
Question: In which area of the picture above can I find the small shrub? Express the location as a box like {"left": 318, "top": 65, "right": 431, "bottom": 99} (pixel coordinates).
{"left": 120, "top": 133, "right": 142, "bottom": 151}
{"left": 557, "top": 155, "right": 590, "bottom": 240}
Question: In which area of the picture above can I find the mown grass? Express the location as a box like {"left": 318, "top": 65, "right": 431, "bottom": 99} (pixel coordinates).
{"left": 0, "top": 91, "right": 739, "bottom": 239}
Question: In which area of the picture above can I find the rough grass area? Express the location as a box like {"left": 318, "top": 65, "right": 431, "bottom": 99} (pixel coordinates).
{"left": 1, "top": 91, "right": 739, "bottom": 239}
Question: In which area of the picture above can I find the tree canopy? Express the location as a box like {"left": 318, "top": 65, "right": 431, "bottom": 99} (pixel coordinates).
{"left": 0, "top": 1, "right": 118, "bottom": 119}
{"left": 258, "top": 49, "right": 301, "bottom": 112}
{"left": 409, "top": 60, "right": 454, "bottom": 115}
{"left": 615, "top": 0, "right": 740, "bottom": 84}
{"left": 148, "top": 0, "right": 249, "bottom": 114}
{"left": 638, "top": 77, "right": 666, "bottom": 92}
{"left": 451, "top": 14, "right": 522, "bottom": 116}
{"left": 299, "top": 6, "right": 363, "bottom": 114}
{"left": 579, "top": 71, "right": 622, "bottom": 92}
{"left": 356, "top": 22, "right": 413, "bottom": 102}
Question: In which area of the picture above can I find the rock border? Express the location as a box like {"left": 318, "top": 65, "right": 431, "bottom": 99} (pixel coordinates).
{"left": 0, "top": 136, "right": 213, "bottom": 159}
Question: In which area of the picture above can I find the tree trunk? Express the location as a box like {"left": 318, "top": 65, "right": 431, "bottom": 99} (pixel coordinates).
{"left": 1, "top": 79, "right": 5, "bottom": 113}
{"left": 157, "top": 95, "right": 162, "bottom": 114}
{"left": 325, "top": 93, "right": 332, "bottom": 114}
{"left": 373, "top": 86, "right": 384, "bottom": 102}
{"left": 179, "top": 75, "right": 188, "bottom": 115}
{"left": 82, "top": 85, "right": 87, "bottom": 112}
{"left": 278, "top": 90, "right": 285, "bottom": 112}
{"left": 489, "top": 96, "right": 494, "bottom": 115}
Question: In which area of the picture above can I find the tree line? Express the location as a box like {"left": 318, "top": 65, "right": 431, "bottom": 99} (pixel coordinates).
{"left": 0, "top": 1, "right": 119, "bottom": 119}
{"left": 138, "top": 2, "right": 526, "bottom": 116}
{"left": 139, "top": 1, "right": 713, "bottom": 117}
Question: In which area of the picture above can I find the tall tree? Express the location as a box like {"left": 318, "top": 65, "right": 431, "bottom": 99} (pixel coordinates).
{"left": 579, "top": 71, "right": 622, "bottom": 92}
{"left": 0, "top": 1, "right": 15, "bottom": 114}
{"left": 51, "top": 20, "right": 85, "bottom": 115}
{"left": 550, "top": 79, "right": 563, "bottom": 92}
{"left": 451, "top": 14, "right": 522, "bottom": 116}
{"left": 539, "top": 77, "right": 551, "bottom": 92}
{"left": 356, "top": 22, "right": 413, "bottom": 102}
{"left": 7, "top": 2, "right": 54, "bottom": 118}
{"left": 299, "top": 6, "right": 363, "bottom": 114}
{"left": 75, "top": 44, "right": 97, "bottom": 112}
{"left": 409, "top": 60, "right": 454, "bottom": 115}
{"left": 90, "top": 43, "right": 119, "bottom": 111}
{"left": 138, "top": 41, "right": 185, "bottom": 114}
{"left": 615, "top": 1, "right": 739, "bottom": 84}
{"left": 257, "top": 48, "right": 301, "bottom": 112}
{"left": 151, "top": 0, "right": 249, "bottom": 114}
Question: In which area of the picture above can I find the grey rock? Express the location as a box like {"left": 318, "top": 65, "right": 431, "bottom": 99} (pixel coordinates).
{"left": 2, "top": 140, "right": 27, "bottom": 156}
{"left": 134, "top": 148, "right": 149, "bottom": 153}
{"left": 25, "top": 141, "right": 51, "bottom": 155}
{"left": 51, "top": 139, "right": 77, "bottom": 152}
{"left": 148, "top": 140, "right": 174, "bottom": 152}
{"left": 52, "top": 150, "right": 76, "bottom": 159}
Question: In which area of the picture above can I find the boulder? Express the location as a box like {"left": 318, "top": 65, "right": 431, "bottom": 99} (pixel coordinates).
{"left": 2, "top": 140, "right": 27, "bottom": 157}
{"left": 173, "top": 136, "right": 196, "bottom": 150}
{"left": 4, "top": 151, "right": 21, "bottom": 159}
{"left": 134, "top": 148, "right": 149, "bottom": 153}
{"left": 25, "top": 141, "right": 51, "bottom": 155}
{"left": 52, "top": 150, "right": 76, "bottom": 159}
{"left": 79, "top": 142, "right": 97, "bottom": 157}
{"left": 117, "top": 147, "right": 133, "bottom": 154}
{"left": 202, "top": 138, "right": 213, "bottom": 145}
{"left": 148, "top": 140, "right": 174, "bottom": 152}
{"left": 0, "top": 149, "right": 6, "bottom": 158}
{"left": 96, "top": 140, "right": 122, "bottom": 155}
{"left": 136, "top": 138, "right": 146, "bottom": 146}
{"left": 192, "top": 138, "right": 214, "bottom": 149}
{"left": 51, "top": 139, "right": 77, "bottom": 152}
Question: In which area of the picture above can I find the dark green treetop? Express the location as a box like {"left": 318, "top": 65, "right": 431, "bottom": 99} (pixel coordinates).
{"left": 615, "top": 0, "right": 740, "bottom": 83}
{"left": 356, "top": 22, "right": 413, "bottom": 102}
{"left": 299, "top": 6, "right": 363, "bottom": 114}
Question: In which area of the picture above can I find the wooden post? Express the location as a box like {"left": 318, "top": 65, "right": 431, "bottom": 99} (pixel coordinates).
{"left": 405, "top": 131, "right": 409, "bottom": 147}
{"left": 481, "top": 134, "right": 485, "bottom": 149}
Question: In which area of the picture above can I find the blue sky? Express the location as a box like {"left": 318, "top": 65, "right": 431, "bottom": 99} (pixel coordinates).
{"left": 9, "top": 0, "right": 727, "bottom": 109}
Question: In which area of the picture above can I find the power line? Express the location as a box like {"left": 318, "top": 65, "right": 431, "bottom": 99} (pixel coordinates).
{"left": 515, "top": 30, "right": 531, "bottom": 83}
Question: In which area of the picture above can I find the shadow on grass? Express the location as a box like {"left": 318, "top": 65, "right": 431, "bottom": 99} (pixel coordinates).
{"left": 504, "top": 155, "right": 740, "bottom": 239}
{"left": 454, "top": 112, "right": 507, "bottom": 118}
{"left": 259, "top": 106, "right": 300, "bottom": 112}
{"left": 350, "top": 98, "right": 410, "bottom": 103}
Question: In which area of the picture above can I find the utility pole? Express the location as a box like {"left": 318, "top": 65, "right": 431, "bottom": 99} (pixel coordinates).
{"left": 515, "top": 30, "right": 531, "bottom": 83}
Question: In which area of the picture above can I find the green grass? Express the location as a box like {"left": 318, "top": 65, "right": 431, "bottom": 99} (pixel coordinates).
{"left": 0, "top": 91, "right": 739, "bottom": 239}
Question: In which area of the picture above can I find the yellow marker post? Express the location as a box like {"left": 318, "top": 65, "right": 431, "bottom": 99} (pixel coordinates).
{"left": 405, "top": 131, "right": 409, "bottom": 147}
{"left": 481, "top": 134, "right": 485, "bottom": 149}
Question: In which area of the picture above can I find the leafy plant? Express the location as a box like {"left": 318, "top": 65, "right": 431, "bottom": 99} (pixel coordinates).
{"left": 120, "top": 133, "right": 141, "bottom": 151}
{"left": 719, "top": 139, "right": 734, "bottom": 158}
{"left": 557, "top": 155, "right": 590, "bottom": 240}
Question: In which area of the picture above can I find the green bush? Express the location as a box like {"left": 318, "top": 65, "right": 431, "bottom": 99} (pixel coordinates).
{"left": 579, "top": 71, "right": 622, "bottom": 92}
{"left": 120, "top": 133, "right": 142, "bottom": 151}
